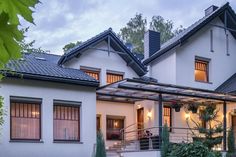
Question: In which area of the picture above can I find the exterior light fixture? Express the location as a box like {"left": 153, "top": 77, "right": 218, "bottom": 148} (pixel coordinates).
{"left": 185, "top": 113, "right": 190, "bottom": 120}
{"left": 147, "top": 112, "right": 152, "bottom": 119}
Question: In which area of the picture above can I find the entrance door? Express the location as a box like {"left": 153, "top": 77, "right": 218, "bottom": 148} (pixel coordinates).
{"left": 232, "top": 116, "right": 236, "bottom": 142}
{"left": 137, "top": 108, "right": 144, "bottom": 138}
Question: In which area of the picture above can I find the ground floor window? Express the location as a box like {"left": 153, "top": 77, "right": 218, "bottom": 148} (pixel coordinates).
{"left": 97, "top": 115, "right": 101, "bottom": 132}
{"left": 53, "top": 101, "right": 80, "bottom": 141}
{"left": 163, "top": 106, "right": 172, "bottom": 129}
{"left": 10, "top": 98, "right": 41, "bottom": 140}
{"left": 106, "top": 116, "right": 124, "bottom": 140}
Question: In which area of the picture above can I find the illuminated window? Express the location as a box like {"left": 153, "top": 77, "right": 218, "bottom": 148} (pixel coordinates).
{"left": 106, "top": 73, "right": 123, "bottom": 84}
{"left": 163, "top": 107, "right": 172, "bottom": 129}
{"left": 81, "top": 68, "right": 100, "bottom": 81}
{"left": 106, "top": 116, "right": 124, "bottom": 140}
{"left": 53, "top": 104, "right": 80, "bottom": 141}
{"left": 195, "top": 59, "right": 209, "bottom": 82}
{"left": 10, "top": 100, "right": 41, "bottom": 140}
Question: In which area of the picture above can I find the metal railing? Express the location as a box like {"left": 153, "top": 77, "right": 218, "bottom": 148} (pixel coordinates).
{"left": 118, "top": 126, "right": 224, "bottom": 152}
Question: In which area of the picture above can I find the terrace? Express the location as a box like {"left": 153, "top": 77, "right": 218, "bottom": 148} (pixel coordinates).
{"left": 97, "top": 78, "right": 236, "bottom": 154}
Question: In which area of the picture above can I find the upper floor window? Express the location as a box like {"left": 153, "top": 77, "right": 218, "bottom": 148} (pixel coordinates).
{"left": 53, "top": 100, "right": 81, "bottom": 142}
{"left": 81, "top": 67, "right": 100, "bottom": 81}
{"left": 195, "top": 59, "right": 209, "bottom": 82}
{"left": 10, "top": 97, "right": 41, "bottom": 141}
{"left": 106, "top": 72, "right": 123, "bottom": 84}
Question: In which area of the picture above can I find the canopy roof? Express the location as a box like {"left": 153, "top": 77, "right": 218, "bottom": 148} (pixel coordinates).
{"left": 97, "top": 78, "right": 236, "bottom": 104}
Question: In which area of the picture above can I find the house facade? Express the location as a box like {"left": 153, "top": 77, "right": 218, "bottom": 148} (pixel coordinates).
{"left": 1, "top": 2, "right": 236, "bottom": 157}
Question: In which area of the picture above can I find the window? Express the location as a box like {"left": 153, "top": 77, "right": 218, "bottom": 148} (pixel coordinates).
{"left": 53, "top": 103, "right": 80, "bottom": 141}
{"left": 81, "top": 68, "right": 100, "bottom": 81}
{"left": 199, "top": 109, "right": 207, "bottom": 129}
{"left": 10, "top": 99, "right": 41, "bottom": 140}
{"left": 195, "top": 59, "right": 209, "bottom": 82}
{"left": 106, "top": 116, "right": 124, "bottom": 140}
{"left": 163, "top": 107, "right": 172, "bottom": 129}
{"left": 106, "top": 73, "right": 123, "bottom": 84}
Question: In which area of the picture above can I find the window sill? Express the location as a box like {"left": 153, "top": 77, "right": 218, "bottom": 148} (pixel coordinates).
{"left": 53, "top": 140, "right": 83, "bottom": 144}
{"left": 195, "top": 80, "right": 213, "bottom": 84}
{"left": 9, "top": 140, "right": 43, "bottom": 143}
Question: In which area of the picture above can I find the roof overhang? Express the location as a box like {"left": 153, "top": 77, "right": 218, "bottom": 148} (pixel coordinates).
{"left": 97, "top": 78, "right": 236, "bottom": 104}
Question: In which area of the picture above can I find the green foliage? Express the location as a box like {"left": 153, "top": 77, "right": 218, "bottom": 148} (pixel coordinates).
{"left": 161, "top": 124, "right": 170, "bottom": 157}
{"left": 19, "top": 28, "right": 48, "bottom": 54}
{"left": 188, "top": 104, "right": 223, "bottom": 149}
{"left": 96, "top": 131, "right": 106, "bottom": 157}
{"left": 168, "top": 142, "right": 220, "bottom": 157}
{"left": 227, "top": 128, "right": 236, "bottom": 157}
{"left": 63, "top": 41, "right": 82, "bottom": 52}
{"left": 119, "top": 13, "right": 147, "bottom": 53}
{"left": 0, "top": 0, "right": 38, "bottom": 25}
{"left": 0, "top": 96, "right": 5, "bottom": 127}
{"left": 0, "top": 0, "right": 38, "bottom": 68}
{"left": 0, "top": 0, "right": 39, "bottom": 129}
{"left": 119, "top": 13, "right": 184, "bottom": 54}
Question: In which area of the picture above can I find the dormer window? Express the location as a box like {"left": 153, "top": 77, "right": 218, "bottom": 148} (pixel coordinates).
{"left": 195, "top": 58, "right": 209, "bottom": 82}
{"left": 106, "top": 71, "right": 124, "bottom": 84}
{"left": 81, "top": 67, "right": 100, "bottom": 81}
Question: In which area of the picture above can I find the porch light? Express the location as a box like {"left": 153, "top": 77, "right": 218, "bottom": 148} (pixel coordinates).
{"left": 147, "top": 112, "right": 152, "bottom": 119}
{"left": 185, "top": 113, "right": 190, "bottom": 120}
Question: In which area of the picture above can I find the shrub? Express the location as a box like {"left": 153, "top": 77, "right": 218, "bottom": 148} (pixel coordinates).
{"left": 227, "top": 128, "right": 236, "bottom": 157}
{"left": 161, "top": 124, "right": 170, "bottom": 157}
{"left": 96, "top": 131, "right": 106, "bottom": 157}
{"left": 168, "top": 142, "right": 221, "bottom": 157}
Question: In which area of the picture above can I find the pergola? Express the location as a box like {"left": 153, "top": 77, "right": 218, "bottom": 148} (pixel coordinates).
{"left": 97, "top": 78, "right": 236, "bottom": 151}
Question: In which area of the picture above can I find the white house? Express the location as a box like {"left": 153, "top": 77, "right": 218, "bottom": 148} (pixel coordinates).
{"left": 1, "top": 2, "right": 236, "bottom": 157}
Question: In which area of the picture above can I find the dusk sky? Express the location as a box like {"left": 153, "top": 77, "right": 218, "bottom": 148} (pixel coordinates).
{"left": 22, "top": 0, "right": 236, "bottom": 55}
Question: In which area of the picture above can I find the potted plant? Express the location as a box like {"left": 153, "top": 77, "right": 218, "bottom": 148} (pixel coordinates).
{"left": 171, "top": 102, "right": 182, "bottom": 112}
{"left": 188, "top": 103, "right": 199, "bottom": 113}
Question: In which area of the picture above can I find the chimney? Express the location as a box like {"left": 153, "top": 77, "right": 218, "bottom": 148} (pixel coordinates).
{"left": 144, "top": 30, "right": 160, "bottom": 59}
{"left": 205, "top": 5, "right": 218, "bottom": 16}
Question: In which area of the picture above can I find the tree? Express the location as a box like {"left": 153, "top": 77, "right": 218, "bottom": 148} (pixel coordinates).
{"left": 188, "top": 104, "right": 223, "bottom": 149}
{"left": 19, "top": 27, "right": 49, "bottom": 54}
{"left": 227, "top": 128, "right": 236, "bottom": 157}
{"left": 63, "top": 41, "right": 82, "bottom": 53}
{"left": 119, "top": 13, "right": 185, "bottom": 54}
{"left": 161, "top": 124, "right": 170, "bottom": 157}
{"left": 0, "top": 0, "right": 39, "bottom": 128}
{"left": 119, "top": 13, "right": 147, "bottom": 53}
{"left": 96, "top": 131, "right": 106, "bottom": 157}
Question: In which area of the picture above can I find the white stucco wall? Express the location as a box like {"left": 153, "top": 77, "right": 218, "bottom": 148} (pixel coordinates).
{"left": 0, "top": 78, "right": 96, "bottom": 157}
{"left": 176, "top": 17, "right": 236, "bottom": 90}
{"left": 150, "top": 50, "right": 176, "bottom": 84}
{"left": 96, "top": 100, "right": 135, "bottom": 147}
{"left": 64, "top": 41, "right": 139, "bottom": 86}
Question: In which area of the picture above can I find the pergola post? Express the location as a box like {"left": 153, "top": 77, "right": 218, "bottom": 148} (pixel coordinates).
{"left": 159, "top": 94, "right": 163, "bottom": 144}
{"left": 223, "top": 101, "right": 227, "bottom": 151}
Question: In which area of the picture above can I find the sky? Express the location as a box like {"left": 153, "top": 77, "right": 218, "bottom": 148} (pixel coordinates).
{"left": 22, "top": 0, "right": 236, "bottom": 55}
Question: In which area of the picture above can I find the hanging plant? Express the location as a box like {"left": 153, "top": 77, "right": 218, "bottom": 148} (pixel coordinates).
{"left": 171, "top": 102, "right": 182, "bottom": 112}
{"left": 188, "top": 103, "right": 199, "bottom": 113}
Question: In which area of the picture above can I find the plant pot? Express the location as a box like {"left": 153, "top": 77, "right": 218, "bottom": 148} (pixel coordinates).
{"left": 139, "top": 137, "right": 149, "bottom": 150}
{"left": 151, "top": 136, "right": 160, "bottom": 149}
{"left": 174, "top": 107, "right": 181, "bottom": 112}
{"left": 191, "top": 108, "right": 198, "bottom": 113}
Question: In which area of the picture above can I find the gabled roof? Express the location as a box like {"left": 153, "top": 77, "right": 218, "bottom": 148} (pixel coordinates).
{"left": 215, "top": 73, "right": 236, "bottom": 93}
{"left": 2, "top": 53, "right": 99, "bottom": 87}
{"left": 143, "top": 2, "right": 236, "bottom": 65}
{"left": 58, "top": 28, "right": 147, "bottom": 76}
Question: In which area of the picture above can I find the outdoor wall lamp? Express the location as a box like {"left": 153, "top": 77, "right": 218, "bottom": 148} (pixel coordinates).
{"left": 185, "top": 113, "right": 190, "bottom": 120}
{"left": 147, "top": 112, "right": 152, "bottom": 119}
